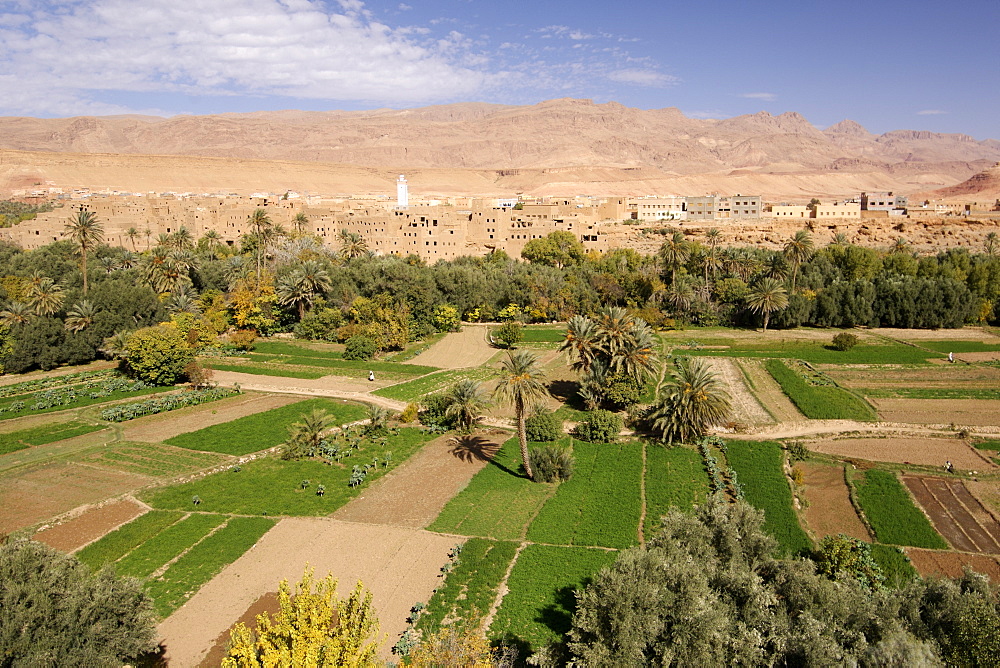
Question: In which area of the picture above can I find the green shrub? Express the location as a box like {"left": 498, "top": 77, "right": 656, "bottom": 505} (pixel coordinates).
{"left": 529, "top": 445, "right": 574, "bottom": 482}
{"left": 831, "top": 332, "right": 860, "bottom": 351}
{"left": 342, "top": 335, "right": 377, "bottom": 360}
{"left": 525, "top": 412, "right": 562, "bottom": 442}
{"left": 495, "top": 321, "right": 523, "bottom": 348}
{"left": 418, "top": 393, "right": 453, "bottom": 429}
{"left": 399, "top": 402, "right": 419, "bottom": 423}
{"left": 603, "top": 373, "right": 643, "bottom": 409}
{"left": 123, "top": 325, "right": 194, "bottom": 386}
{"left": 576, "top": 410, "right": 623, "bottom": 443}
{"left": 227, "top": 329, "right": 257, "bottom": 351}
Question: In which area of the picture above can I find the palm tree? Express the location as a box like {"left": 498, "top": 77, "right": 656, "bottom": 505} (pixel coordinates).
{"left": 830, "top": 232, "right": 849, "bottom": 248}
{"left": 202, "top": 230, "right": 223, "bottom": 259}
{"left": 339, "top": 229, "right": 369, "bottom": 259}
{"left": 493, "top": 350, "right": 549, "bottom": 480}
{"left": 783, "top": 229, "right": 813, "bottom": 291}
{"left": 27, "top": 277, "right": 64, "bottom": 316}
{"left": 248, "top": 207, "right": 279, "bottom": 281}
{"left": 64, "top": 300, "right": 97, "bottom": 332}
{"left": 100, "top": 330, "right": 133, "bottom": 360}
{"left": 170, "top": 226, "right": 194, "bottom": 250}
{"left": 282, "top": 409, "right": 333, "bottom": 460}
{"left": 891, "top": 237, "right": 911, "bottom": 255}
{"left": 0, "top": 301, "right": 32, "bottom": 326}
{"left": 560, "top": 315, "right": 601, "bottom": 374}
{"left": 984, "top": 232, "right": 997, "bottom": 256}
{"left": 98, "top": 256, "right": 121, "bottom": 274}
{"left": 277, "top": 260, "right": 332, "bottom": 320}
{"left": 762, "top": 252, "right": 790, "bottom": 282}
{"left": 594, "top": 306, "right": 634, "bottom": 359}
{"left": 663, "top": 277, "right": 696, "bottom": 316}
{"left": 293, "top": 212, "right": 309, "bottom": 235}
{"left": 444, "top": 379, "right": 490, "bottom": 432}
{"left": 165, "top": 292, "right": 201, "bottom": 314}
{"left": 610, "top": 319, "right": 657, "bottom": 383}
{"left": 125, "top": 227, "right": 140, "bottom": 252}
{"left": 746, "top": 277, "right": 789, "bottom": 332}
{"left": 658, "top": 231, "right": 690, "bottom": 285}
{"left": 64, "top": 209, "right": 104, "bottom": 295}
{"left": 649, "top": 358, "right": 732, "bottom": 444}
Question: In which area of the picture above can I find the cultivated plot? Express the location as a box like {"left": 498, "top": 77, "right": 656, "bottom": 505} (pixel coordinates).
{"left": 903, "top": 476, "right": 1000, "bottom": 554}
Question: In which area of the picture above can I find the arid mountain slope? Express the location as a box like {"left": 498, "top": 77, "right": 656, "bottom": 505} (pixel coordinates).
{"left": 923, "top": 163, "right": 1000, "bottom": 201}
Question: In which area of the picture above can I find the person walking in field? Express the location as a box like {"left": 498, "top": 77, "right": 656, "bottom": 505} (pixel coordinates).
{"left": 948, "top": 351, "right": 955, "bottom": 363}
{"left": 368, "top": 370, "right": 375, "bottom": 382}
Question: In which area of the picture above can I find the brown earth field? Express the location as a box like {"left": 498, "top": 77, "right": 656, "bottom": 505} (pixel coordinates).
{"left": 0, "top": 461, "right": 153, "bottom": 534}
{"left": 199, "top": 591, "right": 280, "bottom": 667}
{"left": 736, "top": 359, "right": 803, "bottom": 423}
{"left": 906, "top": 549, "right": 1000, "bottom": 583}
{"left": 903, "top": 476, "right": 1000, "bottom": 554}
{"left": 807, "top": 437, "right": 992, "bottom": 470}
{"left": 33, "top": 497, "right": 146, "bottom": 552}
{"left": 825, "top": 365, "right": 1000, "bottom": 390}
{"left": 872, "top": 399, "right": 1000, "bottom": 426}
{"left": 405, "top": 324, "right": 497, "bottom": 370}
{"left": 798, "top": 462, "right": 871, "bottom": 542}
{"left": 157, "top": 518, "right": 456, "bottom": 666}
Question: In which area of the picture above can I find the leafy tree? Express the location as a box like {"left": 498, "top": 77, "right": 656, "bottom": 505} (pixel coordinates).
{"left": 814, "top": 534, "right": 885, "bottom": 591}
{"left": 520, "top": 230, "right": 585, "bottom": 268}
{"left": 432, "top": 303, "right": 461, "bottom": 332}
{"left": 648, "top": 358, "right": 731, "bottom": 444}
{"left": 0, "top": 538, "right": 156, "bottom": 666}
{"left": 222, "top": 568, "right": 382, "bottom": 667}
{"left": 746, "top": 277, "right": 789, "bottom": 331}
{"left": 493, "top": 350, "right": 549, "bottom": 480}
{"left": 494, "top": 320, "right": 522, "bottom": 348}
{"left": 575, "top": 409, "right": 623, "bottom": 443}
{"left": 123, "top": 324, "right": 194, "bottom": 385}
{"left": 525, "top": 410, "right": 562, "bottom": 442}
{"left": 343, "top": 335, "right": 377, "bottom": 360}
{"left": 64, "top": 209, "right": 104, "bottom": 295}
{"left": 407, "top": 621, "right": 498, "bottom": 667}
{"left": 444, "top": 379, "right": 490, "bottom": 432}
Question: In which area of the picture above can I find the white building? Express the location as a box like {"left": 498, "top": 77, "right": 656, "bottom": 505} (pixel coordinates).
{"left": 396, "top": 175, "right": 409, "bottom": 208}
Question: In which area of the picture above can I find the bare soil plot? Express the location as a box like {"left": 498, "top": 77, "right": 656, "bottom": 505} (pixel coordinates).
{"left": 809, "top": 436, "right": 992, "bottom": 470}
{"left": 33, "top": 498, "right": 146, "bottom": 552}
{"left": 825, "top": 365, "right": 1000, "bottom": 390}
{"left": 886, "top": 327, "right": 1000, "bottom": 341}
{"left": 873, "top": 398, "right": 1000, "bottom": 426}
{"left": 406, "top": 325, "right": 495, "bottom": 369}
{"left": 798, "top": 462, "right": 870, "bottom": 542}
{"left": 906, "top": 548, "right": 1000, "bottom": 583}
{"left": 331, "top": 432, "right": 504, "bottom": 528}
{"left": 199, "top": 591, "right": 279, "bottom": 667}
{"left": 701, "top": 357, "right": 771, "bottom": 425}
{"left": 0, "top": 461, "right": 153, "bottom": 534}
{"left": 737, "top": 359, "right": 803, "bottom": 423}
{"left": 121, "top": 392, "right": 301, "bottom": 442}
{"left": 157, "top": 517, "right": 456, "bottom": 667}
{"left": 903, "top": 476, "right": 1000, "bottom": 554}
{"left": 955, "top": 351, "right": 1000, "bottom": 362}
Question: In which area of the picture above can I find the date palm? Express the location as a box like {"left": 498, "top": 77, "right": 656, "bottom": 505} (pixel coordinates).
{"left": 649, "top": 358, "right": 731, "bottom": 444}
{"left": 64, "top": 209, "right": 104, "bottom": 295}
{"left": 277, "top": 260, "right": 332, "bottom": 320}
{"left": 282, "top": 409, "right": 333, "bottom": 460}
{"left": 27, "top": 277, "right": 64, "bottom": 316}
{"left": 201, "top": 230, "right": 223, "bottom": 259}
{"left": 610, "top": 319, "right": 657, "bottom": 383}
{"left": 783, "top": 229, "right": 813, "bottom": 291}
{"left": 658, "top": 230, "right": 690, "bottom": 285}
{"left": 64, "top": 300, "right": 97, "bottom": 332}
{"left": 560, "top": 315, "right": 601, "bottom": 374}
{"left": 248, "top": 207, "right": 280, "bottom": 281}
{"left": 594, "top": 306, "right": 634, "bottom": 359}
{"left": 493, "top": 350, "right": 549, "bottom": 480}
{"left": 339, "top": 229, "right": 369, "bottom": 259}
{"left": 985, "top": 232, "right": 997, "bottom": 256}
{"left": 444, "top": 379, "right": 490, "bottom": 432}
{"left": 293, "top": 212, "right": 309, "bottom": 235}
{"left": 0, "top": 301, "right": 32, "bottom": 326}
{"left": 746, "top": 277, "right": 789, "bottom": 332}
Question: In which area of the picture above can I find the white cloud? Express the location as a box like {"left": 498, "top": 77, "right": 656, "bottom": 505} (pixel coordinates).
{"left": 608, "top": 69, "right": 679, "bottom": 87}
{"left": 917, "top": 109, "right": 948, "bottom": 115}
{"left": 398, "top": 3, "right": 412, "bottom": 10}
{"left": 740, "top": 92, "right": 776, "bottom": 101}
{"left": 0, "top": 0, "right": 487, "bottom": 115}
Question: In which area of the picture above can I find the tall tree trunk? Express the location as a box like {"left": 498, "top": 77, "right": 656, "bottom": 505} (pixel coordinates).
{"left": 517, "top": 398, "right": 534, "bottom": 480}
{"left": 81, "top": 247, "right": 88, "bottom": 295}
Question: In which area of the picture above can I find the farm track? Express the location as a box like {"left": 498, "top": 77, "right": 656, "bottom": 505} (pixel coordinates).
{"left": 903, "top": 476, "right": 1000, "bottom": 554}
{"left": 700, "top": 357, "right": 772, "bottom": 425}
{"left": 736, "top": 359, "right": 802, "bottom": 423}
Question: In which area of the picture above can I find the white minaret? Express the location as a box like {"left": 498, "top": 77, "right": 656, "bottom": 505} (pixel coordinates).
{"left": 396, "top": 174, "right": 409, "bottom": 208}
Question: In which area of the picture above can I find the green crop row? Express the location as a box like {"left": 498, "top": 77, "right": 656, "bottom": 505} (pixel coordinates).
{"left": 206, "top": 362, "right": 329, "bottom": 379}
{"left": 251, "top": 340, "right": 343, "bottom": 358}
{"left": 165, "top": 397, "right": 368, "bottom": 456}
{"left": 250, "top": 354, "right": 438, "bottom": 377}
{"left": 526, "top": 440, "right": 643, "bottom": 549}
{"left": 372, "top": 368, "right": 496, "bottom": 403}
{"left": 869, "top": 544, "right": 919, "bottom": 588}
{"left": 99, "top": 387, "right": 239, "bottom": 422}
{"left": 147, "top": 516, "right": 276, "bottom": 617}
{"left": 0, "top": 370, "right": 113, "bottom": 400}
{"left": 520, "top": 327, "right": 567, "bottom": 343}
{"left": 673, "top": 339, "right": 936, "bottom": 365}
{"left": 417, "top": 538, "right": 519, "bottom": 632}
{"left": 644, "top": 445, "right": 709, "bottom": 538}
{"left": 144, "top": 428, "right": 432, "bottom": 516}
{"left": 428, "top": 438, "right": 553, "bottom": 541}
{"left": 917, "top": 340, "right": 1000, "bottom": 354}
{"left": 725, "top": 440, "right": 812, "bottom": 556}
{"left": 0, "top": 420, "right": 106, "bottom": 455}
{"left": 76, "top": 511, "right": 185, "bottom": 570}
{"left": 852, "top": 470, "right": 947, "bottom": 549}
{"left": 864, "top": 387, "right": 1000, "bottom": 400}
{"left": 84, "top": 442, "right": 225, "bottom": 478}
{"left": 115, "top": 513, "right": 227, "bottom": 578}
{"left": 490, "top": 544, "right": 617, "bottom": 652}
{"left": 765, "top": 359, "right": 877, "bottom": 421}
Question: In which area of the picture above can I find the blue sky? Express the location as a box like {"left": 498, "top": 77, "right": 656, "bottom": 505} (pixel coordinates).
{"left": 1, "top": 0, "right": 997, "bottom": 138}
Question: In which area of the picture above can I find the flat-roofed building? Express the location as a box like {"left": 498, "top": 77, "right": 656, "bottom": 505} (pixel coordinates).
{"left": 771, "top": 205, "right": 810, "bottom": 218}
{"left": 685, "top": 196, "right": 717, "bottom": 221}
{"left": 636, "top": 197, "right": 687, "bottom": 221}
{"left": 814, "top": 203, "right": 861, "bottom": 219}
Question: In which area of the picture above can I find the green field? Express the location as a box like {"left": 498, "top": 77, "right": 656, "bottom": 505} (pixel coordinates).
{"left": 917, "top": 340, "right": 1000, "bottom": 354}
{"left": 725, "top": 440, "right": 812, "bottom": 556}
{"left": 206, "top": 362, "right": 329, "bottom": 379}
{"left": 78, "top": 442, "right": 227, "bottom": 477}
{"left": 114, "top": 513, "right": 226, "bottom": 578}
{"left": 864, "top": 387, "right": 1000, "bottom": 400}
{"left": 0, "top": 420, "right": 107, "bottom": 455}
{"left": 251, "top": 340, "right": 344, "bottom": 358}
{"left": 644, "top": 445, "right": 709, "bottom": 538}
{"left": 146, "top": 516, "right": 276, "bottom": 617}
{"left": 144, "top": 428, "right": 432, "bottom": 516}
{"left": 165, "top": 397, "right": 369, "bottom": 456}
{"left": 76, "top": 511, "right": 185, "bottom": 571}
{"left": 765, "top": 359, "right": 877, "bottom": 421}
{"left": 490, "top": 544, "right": 617, "bottom": 652}
{"left": 869, "top": 544, "right": 919, "bottom": 588}
{"left": 417, "top": 538, "right": 519, "bottom": 632}
{"left": 974, "top": 439, "right": 1000, "bottom": 451}
{"left": 526, "top": 440, "right": 643, "bottom": 549}
{"left": 852, "top": 470, "right": 948, "bottom": 549}
{"left": 0, "top": 385, "right": 173, "bottom": 421}
{"left": 372, "top": 368, "right": 497, "bottom": 403}
{"left": 428, "top": 439, "right": 553, "bottom": 541}
{"left": 669, "top": 336, "right": 936, "bottom": 365}
{"left": 520, "top": 327, "right": 567, "bottom": 343}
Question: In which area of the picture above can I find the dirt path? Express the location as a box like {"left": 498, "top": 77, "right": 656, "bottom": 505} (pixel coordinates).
{"left": 798, "top": 462, "right": 870, "bottom": 542}
{"left": 736, "top": 359, "right": 802, "bottom": 423}
{"left": 903, "top": 476, "right": 1000, "bottom": 554}
{"left": 331, "top": 432, "right": 505, "bottom": 528}
{"left": 121, "top": 392, "right": 301, "bottom": 442}
{"left": 210, "top": 370, "right": 408, "bottom": 411}
{"left": 701, "top": 357, "right": 771, "bottom": 425}
{"left": 157, "top": 518, "right": 457, "bottom": 666}
{"left": 405, "top": 324, "right": 496, "bottom": 369}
